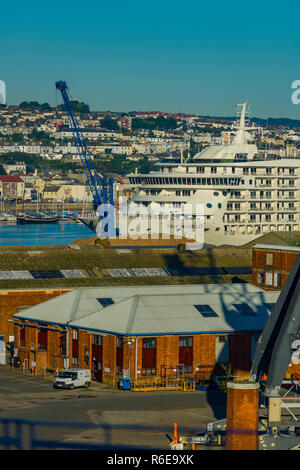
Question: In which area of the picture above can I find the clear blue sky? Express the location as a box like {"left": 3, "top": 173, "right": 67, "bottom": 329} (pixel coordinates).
{"left": 2, "top": 0, "right": 300, "bottom": 118}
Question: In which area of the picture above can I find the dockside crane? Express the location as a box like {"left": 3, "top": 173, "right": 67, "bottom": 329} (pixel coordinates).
{"left": 55, "top": 80, "right": 115, "bottom": 236}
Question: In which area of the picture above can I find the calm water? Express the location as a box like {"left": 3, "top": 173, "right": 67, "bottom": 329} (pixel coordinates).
{"left": 0, "top": 223, "right": 95, "bottom": 246}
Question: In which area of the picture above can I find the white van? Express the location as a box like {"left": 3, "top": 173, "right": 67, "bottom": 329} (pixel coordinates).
{"left": 53, "top": 368, "right": 91, "bottom": 390}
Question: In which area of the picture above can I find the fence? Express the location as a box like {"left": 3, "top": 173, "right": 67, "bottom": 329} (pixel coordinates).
{"left": 131, "top": 377, "right": 195, "bottom": 392}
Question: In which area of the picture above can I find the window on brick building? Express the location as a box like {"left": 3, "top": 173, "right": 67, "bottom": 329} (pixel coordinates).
{"left": 142, "top": 338, "right": 156, "bottom": 349}
{"left": 265, "top": 272, "right": 273, "bottom": 286}
{"left": 258, "top": 272, "right": 264, "bottom": 285}
{"left": 72, "top": 357, "right": 78, "bottom": 366}
{"left": 72, "top": 329, "right": 78, "bottom": 340}
{"left": 38, "top": 327, "right": 47, "bottom": 350}
{"left": 116, "top": 336, "right": 123, "bottom": 349}
{"left": 266, "top": 253, "right": 273, "bottom": 265}
{"left": 142, "top": 367, "right": 156, "bottom": 376}
{"left": 274, "top": 273, "right": 281, "bottom": 288}
{"left": 179, "top": 336, "right": 193, "bottom": 347}
{"left": 179, "top": 336, "right": 193, "bottom": 375}
{"left": 20, "top": 325, "right": 25, "bottom": 347}
{"left": 92, "top": 335, "right": 102, "bottom": 346}
{"left": 116, "top": 365, "right": 123, "bottom": 375}
{"left": 60, "top": 331, "right": 66, "bottom": 356}
{"left": 142, "top": 338, "right": 156, "bottom": 375}
{"left": 215, "top": 335, "right": 229, "bottom": 363}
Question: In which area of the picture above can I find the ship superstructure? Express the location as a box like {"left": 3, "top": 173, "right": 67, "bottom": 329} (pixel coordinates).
{"left": 127, "top": 103, "right": 300, "bottom": 246}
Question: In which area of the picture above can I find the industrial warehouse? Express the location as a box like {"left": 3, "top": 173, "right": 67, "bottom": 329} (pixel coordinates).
{"left": 10, "top": 283, "right": 283, "bottom": 385}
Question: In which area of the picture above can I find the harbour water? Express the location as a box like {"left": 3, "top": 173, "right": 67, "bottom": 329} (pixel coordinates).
{"left": 0, "top": 223, "right": 95, "bottom": 246}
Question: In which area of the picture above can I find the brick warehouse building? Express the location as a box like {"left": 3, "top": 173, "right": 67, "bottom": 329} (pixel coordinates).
{"left": 0, "top": 288, "right": 72, "bottom": 352}
{"left": 11, "top": 283, "right": 292, "bottom": 385}
{"left": 252, "top": 243, "right": 300, "bottom": 291}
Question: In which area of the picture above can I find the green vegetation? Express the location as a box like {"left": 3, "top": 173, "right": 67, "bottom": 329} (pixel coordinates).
{"left": 94, "top": 154, "right": 154, "bottom": 175}
{"left": 19, "top": 101, "right": 52, "bottom": 112}
{"left": 18, "top": 100, "right": 90, "bottom": 114}
{"left": 0, "top": 153, "right": 74, "bottom": 173}
{"left": 58, "top": 100, "right": 90, "bottom": 114}
{"left": 131, "top": 116, "right": 177, "bottom": 131}
{"left": 100, "top": 117, "right": 120, "bottom": 131}
{"left": 28, "top": 129, "right": 52, "bottom": 145}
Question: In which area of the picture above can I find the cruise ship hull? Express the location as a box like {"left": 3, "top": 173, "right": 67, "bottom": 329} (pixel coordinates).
{"left": 80, "top": 216, "right": 265, "bottom": 247}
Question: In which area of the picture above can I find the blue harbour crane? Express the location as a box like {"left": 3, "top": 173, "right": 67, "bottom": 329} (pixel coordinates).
{"left": 55, "top": 80, "right": 115, "bottom": 237}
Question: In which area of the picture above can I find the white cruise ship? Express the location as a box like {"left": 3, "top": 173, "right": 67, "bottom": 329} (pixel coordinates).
{"left": 126, "top": 103, "right": 300, "bottom": 246}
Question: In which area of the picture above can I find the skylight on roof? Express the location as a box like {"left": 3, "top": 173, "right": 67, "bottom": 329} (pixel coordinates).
{"left": 97, "top": 298, "right": 114, "bottom": 308}
{"left": 233, "top": 303, "right": 256, "bottom": 316}
{"left": 194, "top": 305, "right": 218, "bottom": 317}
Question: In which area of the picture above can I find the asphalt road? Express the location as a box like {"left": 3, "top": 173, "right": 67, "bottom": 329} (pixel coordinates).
{"left": 0, "top": 365, "right": 226, "bottom": 450}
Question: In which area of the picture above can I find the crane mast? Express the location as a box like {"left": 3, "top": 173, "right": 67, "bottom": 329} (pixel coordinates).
{"left": 55, "top": 80, "right": 115, "bottom": 236}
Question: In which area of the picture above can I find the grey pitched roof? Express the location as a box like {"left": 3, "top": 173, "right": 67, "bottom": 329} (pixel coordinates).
{"left": 254, "top": 244, "right": 300, "bottom": 253}
{"left": 13, "top": 284, "right": 280, "bottom": 336}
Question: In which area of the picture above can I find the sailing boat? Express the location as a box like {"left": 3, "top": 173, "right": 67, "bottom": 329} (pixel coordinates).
{"left": 16, "top": 189, "right": 60, "bottom": 225}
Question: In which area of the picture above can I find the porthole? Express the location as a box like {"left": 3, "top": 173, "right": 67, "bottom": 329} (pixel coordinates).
{"left": 207, "top": 203, "right": 212, "bottom": 208}
{"left": 213, "top": 192, "right": 219, "bottom": 196}
{"left": 218, "top": 203, "right": 222, "bottom": 208}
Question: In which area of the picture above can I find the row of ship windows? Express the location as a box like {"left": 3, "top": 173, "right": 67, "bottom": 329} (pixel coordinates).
{"left": 161, "top": 167, "right": 297, "bottom": 175}
{"left": 130, "top": 177, "right": 296, "bottom": 187}
{"left": 130, "top": 177, "right": 240, "bottom": 186}
{"left": 226, "top": 214, "right": 296, "bottom": 221}
{"left": 228, "top": 203, "right": 296, "bottom": 209}
{"left": 142, "top": 189, "right": 296, "bottom": 198}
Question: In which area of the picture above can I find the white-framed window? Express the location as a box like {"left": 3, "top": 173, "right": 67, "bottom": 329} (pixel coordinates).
{"left": 215, "top": 335, "right": 229, "bottom": 363}
{"left": 72, "top": 357, "right": 78, "bottom": 366}
{"left": 265, "top": 272, "right": 273, "bottom": 286}
{"left": 274, "top": 273, "right": 281, "bottom": 288}
{"left": 72, "top": 329, "right": 78, "bottom": 340}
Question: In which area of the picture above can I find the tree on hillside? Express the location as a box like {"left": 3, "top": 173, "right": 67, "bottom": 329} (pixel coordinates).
{"left": 58, "top": 100, "right": 90, "bottom": 114}
{"left": 100, "top": 117, "right": 119, "bottom": 131}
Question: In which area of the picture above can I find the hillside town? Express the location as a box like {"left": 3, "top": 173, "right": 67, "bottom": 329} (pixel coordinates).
{"left": 1, "top": 102, "right": 300, "bottom": 207}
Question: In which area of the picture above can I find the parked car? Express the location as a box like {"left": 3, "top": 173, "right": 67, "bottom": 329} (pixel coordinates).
{"left": 53, "top": 368, "right": 91, "bottom": 389}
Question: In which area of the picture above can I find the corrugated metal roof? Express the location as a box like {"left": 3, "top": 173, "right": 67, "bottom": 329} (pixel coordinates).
{"left": 13, "top": 284, "right": 280, "bottom": 336}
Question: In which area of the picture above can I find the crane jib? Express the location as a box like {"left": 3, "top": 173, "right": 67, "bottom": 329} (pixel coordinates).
{"left": 55, "top": 80, "right": 115, "bottom": 235}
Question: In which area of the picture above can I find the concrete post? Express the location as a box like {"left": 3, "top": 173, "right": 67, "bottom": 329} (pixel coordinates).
{"left": 268, "top": 396, "right": 281, "bottom": 424}
{"left": 226, "top": 381, "right": 259, "bottom": 450}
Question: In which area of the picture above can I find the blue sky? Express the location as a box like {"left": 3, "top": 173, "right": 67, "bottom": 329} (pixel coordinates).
{"left": 2, "top": 0, "right": 300, "bottom": 118}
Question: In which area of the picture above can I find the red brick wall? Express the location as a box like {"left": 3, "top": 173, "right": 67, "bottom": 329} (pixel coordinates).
{"left": 226, "top": 384, "right": 259, "bottom": 450}
{"left": 0, "top": 289, "right": 71, "bottom": 344}
{"left": 252, "top": 248, "right": 299, "bottom": 290}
